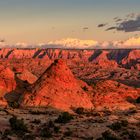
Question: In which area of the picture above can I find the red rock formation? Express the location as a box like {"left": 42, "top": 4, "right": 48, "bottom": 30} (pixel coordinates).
{"left": 20, "top": 59, "right": 93, "bottom": 111}
{"left": 14, "top": 68, "right": 37, "bottom": 84}
{"left": 0, "top": 66, "right": 16, "bottom": 106}
{"left": 0, "top": 48, "right": 140, "bottom": 71}
{"left": 92, "top": 51, "right": 118, "bottom": 68}
{"left": 122, "top": 50, "right": 140, "bottom": 70}
{"left": 92, "top": 80, "right": 140, "bottom": 110}
{"left": 0, "top": 66, "right": 16, "bottom": 92}
{"left": 8, "top": 48, "right": 37, "bottom": 59}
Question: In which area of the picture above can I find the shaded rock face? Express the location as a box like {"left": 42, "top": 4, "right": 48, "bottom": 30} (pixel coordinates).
{"left": 20, "top": 59, "right": 93, "bottom": 111}
{"left": 91, "top": 51, "right": 118, "bottom": 68}
{"left": 122, "top": 50, "right": 140, "bottom": 70}
{"left": 92, "top": 80, "right": 140, "bottom": 111}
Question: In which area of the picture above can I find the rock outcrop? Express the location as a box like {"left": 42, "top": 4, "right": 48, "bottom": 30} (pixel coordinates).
{"left": 20, "top": 59, "right": 93, "bottom": 111}
{"left": 92, "top": 80, "right": 140, "bottom": 110}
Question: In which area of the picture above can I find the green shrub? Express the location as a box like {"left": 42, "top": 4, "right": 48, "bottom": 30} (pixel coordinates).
{"left": 55, "top": 112, "right": 73, "bottom": 124}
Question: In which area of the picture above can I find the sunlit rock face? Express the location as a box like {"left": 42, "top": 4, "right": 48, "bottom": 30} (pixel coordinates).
{"left": 0, "top": 66, "right": 16, "bottom": 92}
{"left": 13, "top": 67, "right": 38, "bottom": 84}
{"left": 0, "top": 65, "right": 16, "bottom": 106}
{"left": 0, "top": 48, "right": 140, "bottom": 70}
{"left": 20, "top": 59, "right": 93, "bottom": 111}
{"left": 92, "top": 80, "right": 140, "bottom": 111}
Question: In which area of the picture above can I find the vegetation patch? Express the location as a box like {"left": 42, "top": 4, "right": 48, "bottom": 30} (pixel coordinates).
{"left": 55, "top": 112, "right": 73, "bottom": 124}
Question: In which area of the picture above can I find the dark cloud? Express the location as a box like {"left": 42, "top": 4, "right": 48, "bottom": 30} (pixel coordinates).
{"left": 97, "top": 23, "right": 107, "bottom": 28}
{"left": 82, "top": 27, "right": 89, "bottom": 32}
{"left": 83, "top": 27, "right": 89, "bottom": 30}
{"left": 105, "top": 13, "right": 140, "bottom": 32}
{"left": 0, "top": 39, "right": 5, "bottom": 42}
{"left": 116, "top": 16, "right": 140, "bottom": 32}
{"left": 106, "top": 27, "right": 116, "bottom": 31}
{"left": 114, "top": 18, "right": 122, "bottom": 22}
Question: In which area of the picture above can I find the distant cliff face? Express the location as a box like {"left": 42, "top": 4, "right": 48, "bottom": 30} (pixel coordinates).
{"left": 0, "top": 48, "right": 139, "bottom": 69}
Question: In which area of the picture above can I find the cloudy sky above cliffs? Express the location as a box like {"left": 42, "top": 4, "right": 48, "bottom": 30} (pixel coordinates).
{"left": 0, "top": 0, "right": 140, "bottom": 48}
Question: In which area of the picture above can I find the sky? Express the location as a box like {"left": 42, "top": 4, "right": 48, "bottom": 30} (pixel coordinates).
{"left": 0, "top": 0, "right": 140, "bottom": 45}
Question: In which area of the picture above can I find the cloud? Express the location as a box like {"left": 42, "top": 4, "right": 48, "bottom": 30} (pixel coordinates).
{"left": 82, "top": 27, "right": 89, "bottom": 32}
{"left": 106, "top": 27, "right": 117, "bottom": 31}
{"left": 47, "top": 38, "right": 98, "bottom": 49}
{"left": 83, "top": 27, "right": 89, "bottom": 30}
{"left": 105, "top": 13, "right": 140, "bottom": 32}
{"left": 115, "top": 37, "right": 140, "bottom": 48}
{"left": 116, "top": 16, "right": 140, "bottom": 32}
{"left": 1, "top": 37, "right": 140, "bottom": 49}
{"left": 97, "top": 23, "right": 107, "bottom": 28}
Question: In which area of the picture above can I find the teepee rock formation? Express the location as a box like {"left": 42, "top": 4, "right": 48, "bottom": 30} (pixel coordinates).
{"left": 20, "top": 59, "right": 93, "bottom": 111}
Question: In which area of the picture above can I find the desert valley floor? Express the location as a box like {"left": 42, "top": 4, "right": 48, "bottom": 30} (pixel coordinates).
{"left": 0, "top": 48, "right": 140, "bottom": 140}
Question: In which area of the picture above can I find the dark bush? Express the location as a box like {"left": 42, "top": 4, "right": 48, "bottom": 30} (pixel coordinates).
{"left": 120, "top": 120, "right": 128, "bottom": 127}
{"left": 102, "top": 130, "right": 120, "bottom": 140}
{"left": 9, "top": 102, "right": 19, "bottom": 109}
{"left": 64, "top": 130, "right": 73, "bottom": 137}
{"left": 31, "top": 119, "right": 41, "bottom": 124}
{"left": 3, "top": 129, "right": 13, "bottom": 137}
{"left": 127, "top": 108, "right": 137, "bottom": 114}
{"left": 29, "top": 110, "right": 48, "bottom": 115}
{"left": 23, "top": 134, "right": 35, "bottom": 140}
{"left": 108, "top": 119, "right": 128, "bottom": 131}
{"left": 55, "top": 112, "right": 73, "bottom": 124}
{"left": 54, "top": 126, "right": 60, "bottom": 133}
{"left": 48, "top": 120, "right": 55, "bottom": 128}
{"left": 108, "top": 122, "right": 122, "bottom": 131}
{"left": 82, "top": 86, "right": 88, "bottom": 91}
{"left": 75, "top": 107, "right": 84, "bottom": 114}
{"left": 9, "top": 116, "right": 28, "bottom": 132}
{"left": 136, "top": 96, "right": 140, "bottom": 103}
{"left": 40, "top": 128, "right": 52, "bottom": 138}
{"left": 126, "top": 96, "right": 135, "bottom": 103}
{"left": 128, "top": 131, "right": 137, "bottom": 140}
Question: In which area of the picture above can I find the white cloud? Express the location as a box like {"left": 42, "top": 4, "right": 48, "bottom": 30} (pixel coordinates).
{"left": 47, "top": 38, "right": 99, "bottom": 49}
{"left": 1, "top": 37, "right": 140, "bottom": 49}
{"left": 112, "top": 37, "right": 140, "bottom": 48}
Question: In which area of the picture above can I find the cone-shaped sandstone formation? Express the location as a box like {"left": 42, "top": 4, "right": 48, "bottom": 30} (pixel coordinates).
{"left": 20, "top": 59, "right": 93, "bottom": 110}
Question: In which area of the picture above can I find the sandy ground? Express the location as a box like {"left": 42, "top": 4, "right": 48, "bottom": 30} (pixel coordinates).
{"left": 0, "top": 105, "right": 139, "bottom": 140}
